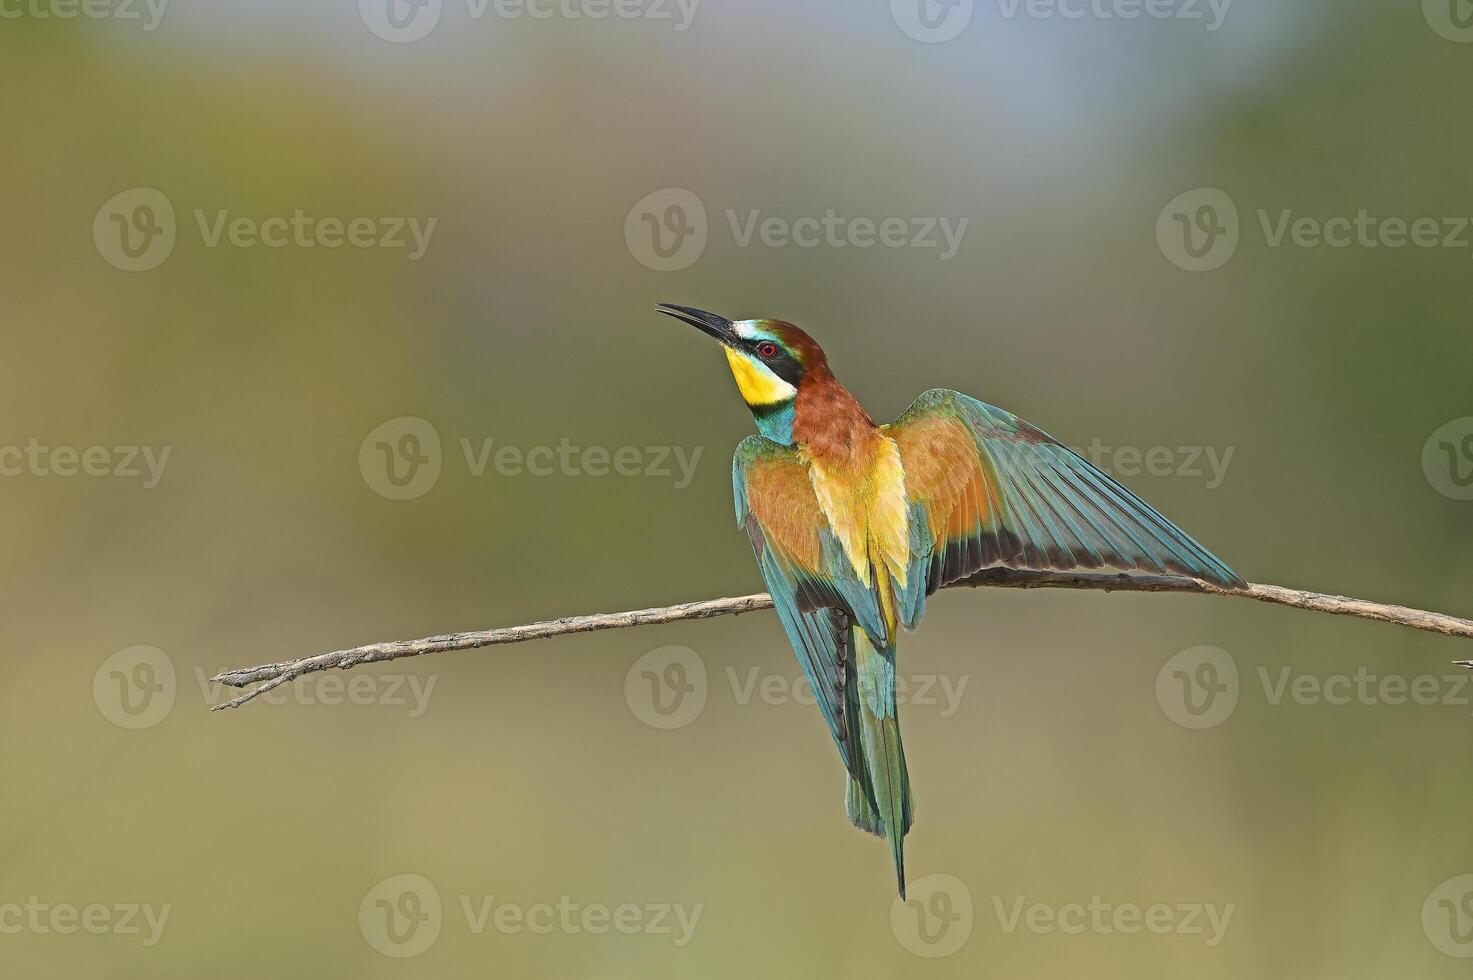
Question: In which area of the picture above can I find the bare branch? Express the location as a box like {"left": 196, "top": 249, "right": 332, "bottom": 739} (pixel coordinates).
{"left": 209, "top": 568, "right": 1473, "bottom": 711}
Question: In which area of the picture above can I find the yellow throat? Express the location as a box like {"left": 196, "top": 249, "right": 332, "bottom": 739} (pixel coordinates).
{"left": 724, "top": 347, "right": 797, "bottom": 407}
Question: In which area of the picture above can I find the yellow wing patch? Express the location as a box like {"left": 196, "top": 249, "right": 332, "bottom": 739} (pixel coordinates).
{"left": 806, "top": 434, "right": 911, "bottom": 590}
{"left": 885, "top": 411, "right": 995, "bottom": 547}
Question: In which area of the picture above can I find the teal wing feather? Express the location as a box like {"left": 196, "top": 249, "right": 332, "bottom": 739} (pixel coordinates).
{"left": 886, "top": 389, "right": 1244, "bottom": 629}
{"left": 733, "top": 436, "right": 879, "bottom": 787}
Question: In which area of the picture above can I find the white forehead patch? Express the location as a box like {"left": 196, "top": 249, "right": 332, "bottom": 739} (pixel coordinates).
{"left": 731, "top": 320, "right": 775, "bottom": 342}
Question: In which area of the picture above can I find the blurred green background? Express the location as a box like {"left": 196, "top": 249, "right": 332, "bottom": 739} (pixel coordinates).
{"left": 3, "top": 1, "right": 1472, "bottom": 977}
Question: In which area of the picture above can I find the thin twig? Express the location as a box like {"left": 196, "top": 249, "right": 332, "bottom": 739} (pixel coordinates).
{"left": 210, "top": 569, "right": 1473, "bottom": 711}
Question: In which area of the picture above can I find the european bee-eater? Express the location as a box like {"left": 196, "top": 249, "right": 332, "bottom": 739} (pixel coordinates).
{"left": 658, "top": 304, "right": 1243, "bottom": 897}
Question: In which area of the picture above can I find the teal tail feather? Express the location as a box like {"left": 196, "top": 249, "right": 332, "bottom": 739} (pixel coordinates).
{"left": 847, "top": 627, "right": 914, "bottom": 898}
{"left": 845, "top": 775, "right": 885, "bottom": 836}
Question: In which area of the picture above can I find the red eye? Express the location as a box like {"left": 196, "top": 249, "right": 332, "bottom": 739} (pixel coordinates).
{"left": 757, "top": 342, "right": 779, "bottom": 358}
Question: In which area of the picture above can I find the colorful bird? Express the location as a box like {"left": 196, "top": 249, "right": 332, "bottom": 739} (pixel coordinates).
{"left": 658, "top": 304, "right": 1243, "bottom": 897}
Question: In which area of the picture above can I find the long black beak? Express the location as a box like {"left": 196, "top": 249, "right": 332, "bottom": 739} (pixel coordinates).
{"left": 657, "top": 303, "right": 736, "bottom": 345}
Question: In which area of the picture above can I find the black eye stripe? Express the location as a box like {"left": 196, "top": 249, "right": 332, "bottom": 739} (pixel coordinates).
{"left": 745, "top": 343, "right": 804, "bottom": 386}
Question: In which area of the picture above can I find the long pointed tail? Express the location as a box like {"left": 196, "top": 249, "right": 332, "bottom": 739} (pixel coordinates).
{"left": 845, "top": 626, "right": 914, "bottom": 898}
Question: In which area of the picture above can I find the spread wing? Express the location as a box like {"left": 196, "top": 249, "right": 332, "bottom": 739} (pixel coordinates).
{"left": 733, "top": 436, "right": 886, "bottom": 784}
{"left": 885, "top": 389, "right": 1243, "bottom": 629}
